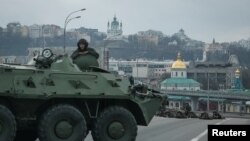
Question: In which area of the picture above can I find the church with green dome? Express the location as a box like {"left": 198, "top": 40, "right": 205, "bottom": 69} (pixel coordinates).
{"left": 161, "top": 53, "right": 200, "bottom": 91}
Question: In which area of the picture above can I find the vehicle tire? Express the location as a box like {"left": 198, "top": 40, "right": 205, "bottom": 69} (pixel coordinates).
{"left": 0, "top": 105, "right": 16, "bottom": 141}
{"left": 92, "top": 106, "right": 137, "bottom": 141}
{"left": 38, "top": 104, "right": 87, "bottom": 141}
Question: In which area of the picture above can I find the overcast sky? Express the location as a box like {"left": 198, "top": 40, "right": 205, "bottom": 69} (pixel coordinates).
{"left": 1, "top": 0, "right": 250, "bottom": 43}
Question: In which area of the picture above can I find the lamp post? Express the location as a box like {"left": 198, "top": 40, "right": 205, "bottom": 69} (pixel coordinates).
{"left": 207, "top": 65, "right": 210, "bottom": 112}
{"left": 42, "top": 25, "right": 45, "bottom": 49}
{"left": 63, "top": 8, "right": 86, "bottom": 53}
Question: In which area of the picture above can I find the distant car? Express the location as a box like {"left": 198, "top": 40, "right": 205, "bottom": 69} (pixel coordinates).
{"left": 199, "top": 112, "right": 213, "bottom": 120}
{"left": 187, "top": 111, "right": 198, "bottom": 118}
{"left": 212, "top": 111, "right": 224, "bottom": 119}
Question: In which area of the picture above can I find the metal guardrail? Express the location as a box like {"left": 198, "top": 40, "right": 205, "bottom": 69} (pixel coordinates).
{"left": 161, "top": 90, "right": 250, "bottom": 100}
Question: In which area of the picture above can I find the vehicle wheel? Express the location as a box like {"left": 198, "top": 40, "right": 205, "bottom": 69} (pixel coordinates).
{"left": 92, "top": 106, "right": 137, "bottom": 141}
{"left": 14, "top": 130, "right": 37, "bottom": 141}
{"left": 38, "top": 104, "right": 87, "bottom": 141}
{"left": 0, "top": 105, "right": 16, "bottom": 141}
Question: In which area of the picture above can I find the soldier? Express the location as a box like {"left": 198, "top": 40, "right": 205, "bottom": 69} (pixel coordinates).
{"left": 183, "top": 103, "right": 191, "bottom": 117}
{"left": 71, "top": 38, "right": 99, "bottom": 71}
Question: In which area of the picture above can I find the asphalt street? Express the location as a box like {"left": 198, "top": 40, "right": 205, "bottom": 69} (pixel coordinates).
{"left": 31, "top": 116, "right": 249, "bottom": 141}
{"left": 84, "top": 117, "right": 250, "bottom": 141}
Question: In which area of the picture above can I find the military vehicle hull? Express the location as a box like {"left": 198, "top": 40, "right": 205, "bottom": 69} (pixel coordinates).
{"left": 0, "top": 50, "right": 164, "bottom": 141}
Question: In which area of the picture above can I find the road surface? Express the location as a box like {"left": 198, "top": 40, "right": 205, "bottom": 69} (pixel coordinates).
{"left": 31, "top": 116, "right": 249, "bottom": 141}
{"left": 85, "top": 117, "right": 250, "bottom": 141}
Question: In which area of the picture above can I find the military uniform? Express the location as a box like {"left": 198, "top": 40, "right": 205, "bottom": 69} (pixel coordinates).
{"left": 71, "top": 39, "right": 99, "bottom": 71}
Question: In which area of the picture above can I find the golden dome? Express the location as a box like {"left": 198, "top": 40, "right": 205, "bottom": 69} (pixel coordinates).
{"left": 235, "top": 69, "right": 240, "bottom": 75}
{"left": 235, "top": 69, "right": 240, "bottom": 73}
{"left": 171, "top": 52, "right": 186, "bottom": 69}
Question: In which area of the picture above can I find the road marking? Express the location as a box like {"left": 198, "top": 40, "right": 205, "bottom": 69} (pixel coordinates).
{"left": 190, "top": 118, "right": 231, "bottom": 141}
{"left": 190, "top": 129, "right": 208, "bottom": 141}
{"left": 215, "top": 118, "right": 231, "bottom": 125}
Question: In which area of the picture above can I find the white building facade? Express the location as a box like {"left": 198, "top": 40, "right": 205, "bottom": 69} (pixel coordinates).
{"left": 108, "top": 59, "right": 189, "bottom": 80}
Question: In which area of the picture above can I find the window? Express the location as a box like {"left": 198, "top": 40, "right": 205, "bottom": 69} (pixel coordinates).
{"left": 175, "top": 72, "right": 177, "bottom": 76}
{"left": 175, "top": 102, "right": 179, "bottom": 108}
{"left": 181, "top": 72, "right": 183, "bottom": 76}
{"left": 227, "top": 105, "right": 230, "bottom": 111}
{"left": 170, "top": 103, "right": 174, "bottom": 107}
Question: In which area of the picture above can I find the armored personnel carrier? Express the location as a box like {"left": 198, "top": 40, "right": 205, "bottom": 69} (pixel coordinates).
{"left": 0, "top": 49, "right": 164, "bottom": 141}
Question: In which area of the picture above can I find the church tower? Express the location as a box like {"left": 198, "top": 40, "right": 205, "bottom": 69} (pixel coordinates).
{"left": 171, "top": 52, "right": 187, "bottom": 78}
{"left": 233, "top": 69, "right": 243, "bottom": 89}
{"left": 107, "top": 15, "right": 123, "bottom": 39}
